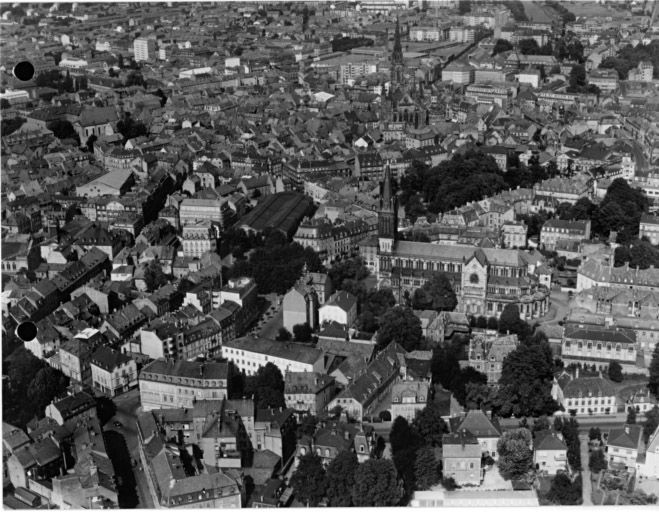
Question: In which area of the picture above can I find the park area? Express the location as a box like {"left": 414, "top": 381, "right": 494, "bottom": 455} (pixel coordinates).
{"left": 562, "top": 1, "right": 633, "bottom": 19}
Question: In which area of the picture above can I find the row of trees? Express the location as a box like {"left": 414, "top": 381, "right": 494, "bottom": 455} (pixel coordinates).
{"left": 291, "top": 451, "right": 403, "bottom": 507}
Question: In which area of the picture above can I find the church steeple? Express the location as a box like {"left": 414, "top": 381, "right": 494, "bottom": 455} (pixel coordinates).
{"left": 391, "top": 17, "right": 405, "bottom": 88}
{"left": 378, "top": 165, "right": 397, "bottom": 264}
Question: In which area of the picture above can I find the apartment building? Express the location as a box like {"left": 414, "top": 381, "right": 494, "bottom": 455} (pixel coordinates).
{"left": 139, "top": 359, "right": 229, "bottom": 411}
{"left": 540, "top": 219, "right": 591, "bottom": 250}
{"left": 90, "top": 346, "right": 138, "bottom": 397}
{"left": 134, "top": 38, "right": 156, "bottom": 61}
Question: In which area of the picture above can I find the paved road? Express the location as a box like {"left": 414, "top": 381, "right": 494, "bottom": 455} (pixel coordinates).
{"left": 580, "top": 435, "right": 594, "bottom": 505}
{"left": 259, "top": 308, "right": 283, "bottom": 339}
{"left": 499, "top": 413, "right": 628, "bottom": 432}
{"left": 107, "top": 388, "right": 154, "bottom": 509}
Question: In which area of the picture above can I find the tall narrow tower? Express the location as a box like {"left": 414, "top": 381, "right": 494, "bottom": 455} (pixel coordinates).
{"left": 378, "top": 165, "right": 398, "bottom": 271}
{"left": 391, "top": 17, "right": 405, "bottom": 89}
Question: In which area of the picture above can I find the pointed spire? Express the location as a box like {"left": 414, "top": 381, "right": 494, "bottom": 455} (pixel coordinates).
{"left": 382, "top": 165, "right": 393, "bottom": 205}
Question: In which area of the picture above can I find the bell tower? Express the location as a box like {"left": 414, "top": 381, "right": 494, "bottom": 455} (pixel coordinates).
{"left": 391, "top": 17, "right": 405, "bottom": 90}
{"left": 378, "top": 165, "right": 398, "bottom": 270}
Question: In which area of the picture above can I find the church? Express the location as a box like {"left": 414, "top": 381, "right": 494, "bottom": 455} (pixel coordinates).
{"left": 379, "top": 18, "right": 429, "bottom": 139}
{"left": 372, "top": 167, "right": 551, "bottom": 320}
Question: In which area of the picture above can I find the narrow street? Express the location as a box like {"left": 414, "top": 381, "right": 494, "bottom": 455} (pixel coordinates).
{"left": 105, "top": 388, "right": 154, "bottom": 509}
{"left": 580, "top": 435, "right": 593, "bottom": 506}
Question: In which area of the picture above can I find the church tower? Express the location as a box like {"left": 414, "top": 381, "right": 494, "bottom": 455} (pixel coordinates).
{"left": 378, "top": 165, "right": 397, "bottom": 270}
{"left": 391, "top": 17, "right": 405, "bottom": 90}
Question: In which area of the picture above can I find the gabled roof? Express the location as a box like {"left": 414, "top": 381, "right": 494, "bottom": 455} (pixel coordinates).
{"left": 450, "top": 410, "right": 502, "bottom": 438}
{"left": 607, "top": 424, "right": 642, "bottom": 450}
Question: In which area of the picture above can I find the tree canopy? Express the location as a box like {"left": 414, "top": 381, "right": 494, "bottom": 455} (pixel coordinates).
{"left": 411, "top": 272, "right": 457, "bottom": 312}
{"left": 325, "top": 450, "right": 358, "bottom": 507}
{"left": 497, "top": 428, "right": 534, "bottom": 481}
{"left": 289, "top": 452, "right": 326, "bottom": 506}
{"left": 352, "top": 459, "right": 404, "bottom": 507}
{"left": 376, "top": 306, "right": 423, "bottom": 351}
{"left": 494, "top": 334, "right": 558, "bottom": 418}
{"left": 244, "top": 362, "right": 285, "bottom": 409}
{"left": 648, "top": 343, "right": 659, "bottom": 400}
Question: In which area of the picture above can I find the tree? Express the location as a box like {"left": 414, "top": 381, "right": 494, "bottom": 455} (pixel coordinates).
{"left": 86, "top": 134, "right": 97, "bottom": 153}
{"left": 27, "top": 366, "right": 69, "bottom": 415}
{"left": 643, "top": 406, "right": 659, "bottom": 443}
{"left": 352, "top": 459, "right": 404, "bottom": 507}
{"left": 497, "top": 303, "right": 530, "bottom": 338}
{"left": 144, "top": 259, "right": 169, "bottom": 292}
{"left": 296, "top": 415, "right": 318, "bottom": 438}
{"left": 292, "top": 323, "right": 313, "bottom": 342}
{"left": 588, "top": 427, "right": 602, "bottom": 442}
{"left": 627, "top": 407, "right": 637, "bottom": 425}
{"left": 412, "top": 403, "right": 449, "bottom": 447}
{"left": 96, "top": 396, "right": 117, "bottom": 425}
{"left": 492, "top": 39, "right": 513, "bottom": 55}
{"left": 494, "top": 339, "right": 558, "bottom": 418}
{"left": 649, "top": 344, "right": 659, "bottom": 400}
{"left": 412, "top": 273, "right": 458, "bottom": 312}
{"left": 451, "top": 367, "right": 488, "bottom": 407}
{"left": 475, "top": 315, "right": 487, "bottom": 329}
{"left": 116, "top": 112, "right": 148, "bottom": 141}
{"left": 1, "top": 98, "right": 10, "bottom": 109}
{"left": 486, "top": 316, "right": 499, "bottom": 330}
{"left": 245, "top": 362, "right": 285, "bottom": 409}
{"left": 547, "top": 473, "right": 582, "bottom": 505}
{"left": 589, "top": 449, "right": 607, "bottom": 474}
{"left": 276, "top": 327, "right": 292, "bottom": 341}
{"left": 289, "top": 452, "right": 326, "bottom": 506}
{"left": 568, "top": 64, "right": 586, "bottom": 90}
{"left": 414, "top": 449, "right": 440, "bottom": 490}
{"left": 608, "top": 361, "right": 623, "bottom": 382}
{"left": 325, "top": 450, "right": 358, "bottom": 507}
{"left": 554, "top": 416, "right": 581, "bottom": 470}
{"left": 466, "top": 382, "right": 494, "bottom": 411}
{"left": 390, "top": 416, "right": 422, "bottom": 454}
{"left": 531, "top": 415, "right": 551, "bottom": 435}
{"left": 377, "top": 306, "right": 423, "bottom": 351}
{"left": 457, "top": 0, "right": 471, "bottom": 15}
{"left": 47, "top": 120, "right": 79, "bottom": 143}
{"left": 518, "top": 38, "right": 540, "bottom": 55}
{"left": 441, "top": 476, "right": 459, "bottom": 490}
{"left": 496, "top": 428, "right": 534, "bottom": 481}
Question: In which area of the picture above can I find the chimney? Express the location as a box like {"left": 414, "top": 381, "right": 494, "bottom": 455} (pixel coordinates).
{"left": 625, "top": 426, "right": 630, "bottom": 434}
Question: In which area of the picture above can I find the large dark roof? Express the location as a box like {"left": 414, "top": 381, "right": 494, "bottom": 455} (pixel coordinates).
{"left": 237, "top": 192, "right": 313, "bottom": 237}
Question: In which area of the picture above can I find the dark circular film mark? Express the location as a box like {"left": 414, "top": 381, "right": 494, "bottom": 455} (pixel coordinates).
{"left": 16, "top": 321, "right": 38, "bottom": 342}
{"left": 13, "top": 61, "right": 35, "bottom": 82}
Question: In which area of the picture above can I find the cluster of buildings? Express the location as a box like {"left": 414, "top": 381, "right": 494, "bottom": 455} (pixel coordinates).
{"left": 2, "top": 0, "right": 659, "bottom": 508}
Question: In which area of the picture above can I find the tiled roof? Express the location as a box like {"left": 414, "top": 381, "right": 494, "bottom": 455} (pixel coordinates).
{"left": 533, "top": 430, "right": 567, "bottom": 451}
{"left": 141, "top": 358, "right": 229, "bottom": 381}
{"left": 90, "top": 346, "right": 132, "bottom": 371}
{"left": 450, "top": 410, "right": 502, "bottom": 438}
{"left": 607, "top": 424, "right": 642, "bottom": 450}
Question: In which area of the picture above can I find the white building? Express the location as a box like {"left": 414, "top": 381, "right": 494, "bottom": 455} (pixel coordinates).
{"left": 133, "top": 38, "right": 156, "bottom": 62}
{"left": 90, "top": 346, "right": 137, "bottom": 397}
{"left": 637, "top": 425, "right": 659, "bottom": 478}
{"left": 222, "top": 336, "right": 324, "bottom": 377}
{"left": 138, "top": 358, "right": 229, "bottom": 411}
{"left": 318, "top": 291, "right": 357, "bottom": 328}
